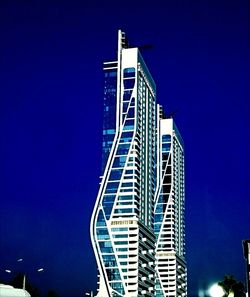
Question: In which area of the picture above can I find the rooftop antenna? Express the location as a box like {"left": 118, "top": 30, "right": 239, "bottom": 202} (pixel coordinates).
{"left": 120, "top": 30, "right": 129, "bottom": 48}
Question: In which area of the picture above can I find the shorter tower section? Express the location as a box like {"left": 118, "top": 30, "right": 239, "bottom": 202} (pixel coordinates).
{"left": 154, "top": 111, "right": 187, "bottom": 297}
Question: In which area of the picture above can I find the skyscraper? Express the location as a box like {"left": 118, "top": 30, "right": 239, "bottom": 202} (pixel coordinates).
{"left": 90, "top": 30, "right": 187, "bottom": 297}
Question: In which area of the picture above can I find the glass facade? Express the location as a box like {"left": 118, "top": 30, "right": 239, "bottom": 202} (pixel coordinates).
{"left": 102, "top": 66, "right": 117, "bottom": 173}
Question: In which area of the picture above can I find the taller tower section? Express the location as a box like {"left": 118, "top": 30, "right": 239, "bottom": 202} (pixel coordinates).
{"left": 90, "top": 30, "right": 156, "bottom": 297}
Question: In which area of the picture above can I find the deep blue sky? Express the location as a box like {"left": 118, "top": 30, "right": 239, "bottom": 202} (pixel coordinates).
{"left": 0, "top": 1, "right": 249, "bottom": 296}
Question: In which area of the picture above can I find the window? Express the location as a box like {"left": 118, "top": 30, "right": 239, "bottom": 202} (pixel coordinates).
{"left": 106, "top": 182, "right": 120, "bottom": 193}
{"left": 109, "top": 170, "right": 123, "bottom": 180}
{"left": 123, "top": 67, "right": 135, "bottom": 78}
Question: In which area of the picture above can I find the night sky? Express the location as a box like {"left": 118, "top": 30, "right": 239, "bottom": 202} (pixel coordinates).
{"left": 0, "top": 1, "right": 249, "bottom": 297}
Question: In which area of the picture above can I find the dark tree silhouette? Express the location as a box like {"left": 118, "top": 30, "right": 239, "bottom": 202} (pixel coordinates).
{"left": 218, "top": 275, "right": 245, "bottom": 297}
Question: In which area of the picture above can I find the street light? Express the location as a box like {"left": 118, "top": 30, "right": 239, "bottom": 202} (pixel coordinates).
{"left": 208, "top": 283, "right": 225, "bottom": 297}
{"left": 3, "top": 260, "right": 44, "bottom": 290}
{"left": 22, "top": 268, "right": 44, "bottom": 290}
{"left": 85, "top": 291, "right": 94, "bottom": 297}
{"left": 17, "top": 258, "right": 23, "bottom": 262}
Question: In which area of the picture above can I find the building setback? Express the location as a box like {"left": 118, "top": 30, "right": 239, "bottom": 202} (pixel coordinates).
{"left": 90, "top": 30, "right": 187, "bottom": 297}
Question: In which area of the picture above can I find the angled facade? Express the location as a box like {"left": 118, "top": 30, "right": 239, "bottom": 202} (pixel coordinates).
{"left": 90, "top": 30, "right": 187, "bottom": 297}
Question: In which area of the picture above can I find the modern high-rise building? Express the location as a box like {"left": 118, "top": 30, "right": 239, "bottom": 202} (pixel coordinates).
{"left": 90, "top": 30, "right": 187, "bottom": 297}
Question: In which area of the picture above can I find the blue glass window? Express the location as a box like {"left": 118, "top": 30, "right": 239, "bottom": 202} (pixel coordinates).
{"left": 155, "top": 214, "right": 163, "bottom": 222}
{"left": 97, "top": 234, "right": 110, "bottom": 240}
{"left": 121, "top": 182, "right": 133, "bottom": 188}
{"left": 103, "top": 255, "right": 116, "bottom": 263}
{"left": 125, "top": 170, "right": 133, "bottom": 175}
{"left": 114, "top": 208, "right": 133, "bottom": 213}
{"left": 155, "top": 203, "right": 164, "bottom": 213}
{"left": 157, "top": 193, "right": 164, "bottom": 204}
{"left": 113, "top": 234, "right": 128, "bottom": 238}
{"left": 96, "top": 211, "right": 106, "bottom": 227}
{"left": 124, "top": 119, "right": 134, "bottom": 126}
{"left": 105, "top": 182, "right": 120, "bottom": 193}
{"left": 162, "top": 135, "right": 171, "bottom": 142}
{"left": 121, "top": 131, "right": 133, "bottom": 137}
{"left": 104, "top": 259, "right": 116, "bottom": 267}
{"left": 101, "top": 247, "right": 113, "bottom": 253}
{"left": 114, "top": 241, "right": 128, "bottom": 245}
{"left": 123, "top": 175, "right": 133, "bottom": 179}
{"left": 162, "top": 142, "right": 171, "bottom": 153}
{"left": 103, "top": 129, "right": 115, "bottom": 135}
{"left": 123, "top": 102, "right": 129, "bottom": 113}
{"left": 99, "top": 241, "right": 113, "bottom": 254}
{"left": 105, "top": 70, "right": 117, "bottom": 77}
{"left": 117, "top": 144, "right": 130, "bottom": 156}
{"left": 103, "top": 203, "right": 113, "bottom": 219}
{"left": 111, "top": 227, "right": 128, "bottom": 232}
{"left": 116, "top": 248, "right": 127, "bottom": 252}
{"left": 102, "top": 69, "right": 117, "bottom": 173}
{"left": 103, "top": 195, "right": 116, "bottom": 202}
{"left": 154, "top": 224, "right": 161, "bottom": 232}
{"left": 110, "top": 281, "right": 125, "bottom": 294}
{"left": 117, "top": 201, "right": 132, "bottom": 206}
{"left": 123, "top": 79, "right": 135, "bottom": 89}
{"left": 124, "top": 125, "right": 134, "bottom": 131}
{"left": 113, "top": 156, "right": 126, "bottom": 167}
{"left": 126, "top": 107, "right": 135, "bottom": 119}
{"left": 97, "top": 228, "right": 109, "bottom": 235}
{"left": 123, "top": 90, "right": 132, "bottom": 100}
{"left": 109, "top": 170, "right": 123, "bottom": 180}
{"left": 117, "top": 195, "right": 133, "bottom": 201}
{"left": 120, "top": 188, "right": 133, "bottom": 193}
{"left": 123, "top": 67, "right": 135, "bottom": 78}
{"left": 118, "top": 254, "right": 128, "bottom": 258}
